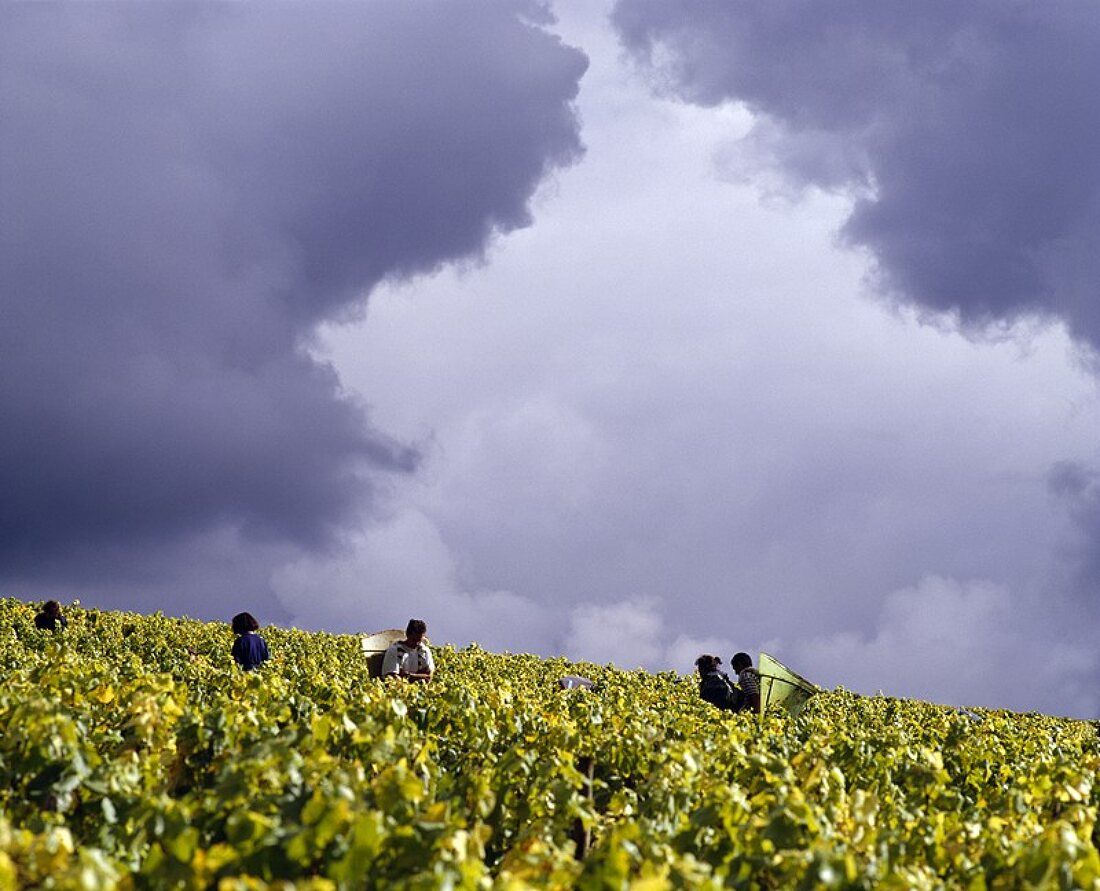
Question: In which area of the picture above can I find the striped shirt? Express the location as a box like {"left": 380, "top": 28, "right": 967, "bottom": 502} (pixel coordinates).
{"left": 737, "top": 666, "right": 761, "bottom": 709}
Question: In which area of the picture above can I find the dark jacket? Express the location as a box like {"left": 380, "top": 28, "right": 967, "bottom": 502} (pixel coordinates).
{"left": 34, "top": 612, "right": 67, "bottom": 631}
{"left": 699, "top": 670, "right": 741, "bottom": 711}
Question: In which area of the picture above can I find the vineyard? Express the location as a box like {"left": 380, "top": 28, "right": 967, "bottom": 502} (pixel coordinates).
{"left": 0, "top": 597, "right": 1097, "bottom": 889}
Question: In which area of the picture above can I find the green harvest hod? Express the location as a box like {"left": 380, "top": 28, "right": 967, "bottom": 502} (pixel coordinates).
{"left": 757, "top": 652, "right": 821, "bottom": 717}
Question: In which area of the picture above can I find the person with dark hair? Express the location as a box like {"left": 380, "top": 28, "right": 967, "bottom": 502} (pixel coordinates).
{"left": 231, "top": 611, "right": 270, "bottom": 671}
{"left": 381, "top": 619, "right": 434, "bottom": 682}
{"left": 34, "top": 600, "right": 67, "bottom": 631}
{"left": 731, "top": 652, "right": 761, "bottom": 713}
{"left": 695, "top": 654, "right": 739, "bottom": 711}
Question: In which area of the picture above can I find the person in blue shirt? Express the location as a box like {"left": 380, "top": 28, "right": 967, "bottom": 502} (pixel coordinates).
{"left": 34, "top": 600, "right": 68, "bottom": 631}
{"left": 231, "top": 611, "right": 270, "bottom": 671}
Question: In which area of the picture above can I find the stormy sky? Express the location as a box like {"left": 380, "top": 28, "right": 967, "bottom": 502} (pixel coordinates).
{"left": 4, "top": 0, "right": 1100, "bottom": 716}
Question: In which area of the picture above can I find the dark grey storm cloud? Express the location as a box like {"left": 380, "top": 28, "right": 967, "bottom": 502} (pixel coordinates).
{"left": 1048, "top": 460, "right": 1100, "bottom": 590}
{"left": 612, "top": 1, "right": 1100, "bottom": 344}
{"left": 0, "top": 2, "right": 585, "bottom": 600}
{"left": 608, "top": 1, "right": 1100, "bottom": 691}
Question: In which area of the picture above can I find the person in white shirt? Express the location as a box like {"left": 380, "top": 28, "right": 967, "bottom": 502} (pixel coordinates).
{"left": 381, "top": 619, "right": 435, "bottom": 682}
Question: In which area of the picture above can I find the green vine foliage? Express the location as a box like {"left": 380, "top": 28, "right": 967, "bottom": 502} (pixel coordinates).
{"left": 0, "top": 597, "right": 1097, "bottom": 889}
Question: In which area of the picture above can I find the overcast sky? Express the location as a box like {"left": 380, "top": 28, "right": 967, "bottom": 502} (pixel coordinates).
{"left": 4, "top": 1, "right": 1100, "bottom": 716}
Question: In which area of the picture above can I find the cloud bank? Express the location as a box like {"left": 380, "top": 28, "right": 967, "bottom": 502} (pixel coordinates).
{"left": 612, "top": 0, "right": 1100, "bottom": 345}
{"left": 292, "top": 1, "right": 1100, "bottom": 717}
{"left": 796, "top": 575, "right": 1098, "bottom": 716}
{"left": 604, "top": 0, "right": 1100, "bottom": 713}
{"left": 0, "top": 2, "right": 585, "bottom": 611}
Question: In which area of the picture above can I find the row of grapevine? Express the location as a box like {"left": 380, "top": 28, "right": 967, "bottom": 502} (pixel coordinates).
{"left": 0, "top": 597, "right": 1097, "bottom": 889}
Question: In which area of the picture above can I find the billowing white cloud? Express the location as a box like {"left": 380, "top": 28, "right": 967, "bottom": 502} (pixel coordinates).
{"left": 8, "top": 0, "right": 1100, "bottom": 720}
{"left": 794, "top": 576, "right": 1098, "bottom": 716}
{"left": 608, "top": 3, "right": 1100, "bottom": 680}
{"left": 270, "top": 506, "right": 558, "bottom": 656}
{"left": 307, "top": 0, "right": 1100, "bottom": 716}
{"left": 564, "top": 598, "right": 664, "bottom": 668}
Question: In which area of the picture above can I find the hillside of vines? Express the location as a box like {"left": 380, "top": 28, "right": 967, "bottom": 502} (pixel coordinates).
{"left": 0, "top": 597, "right": 1097, "bottom": 890}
